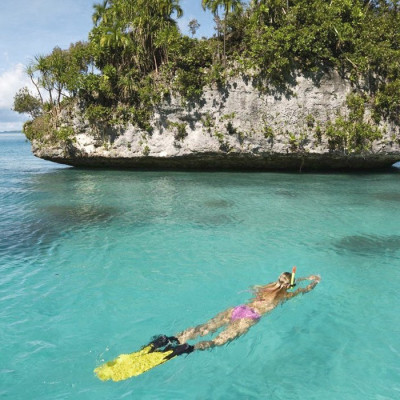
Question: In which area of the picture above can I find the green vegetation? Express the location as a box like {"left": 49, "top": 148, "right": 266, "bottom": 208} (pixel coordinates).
{"left": 214, "top": 130, "right": 225, "bottom": 143}
{"left": 143, "top": 145, "right": 151, "bottom": 156}
{"left": 13, "top": 88, "right": 42, "bottom": 118}
{"left": 326, "top": 117, "right": 382, "bottom": 152}
{"left": 263, "top": 125, "right": 273, "bottom": 139}
{"left": 226, "top": 121, "right": 237, "bottom": 135}
{"left": 315, "top": 124, "right": 322, "bottom": 143}
{"left": 85, "top": 104, "right": 111, "bottom": 125}
{"left": 306, "top": 114, "right": 315, "bottom": 128}
{"left": 54, "top": 126, "right": 75, "bottom": 142}
{"left": 221, "top": 112, "right": 236, "bottom": 121}
{"left": 326, "top": 92, "right": 382, "bottom": 152}
{"left": 201, "top": 112, "right": 215, "bottom": 132}
{"left": 23, "top": 116, "right": 50, "bottom": 141}
{"left": 167, "top": 120, "right": 188, "bottom": 140}
{"left": 13, "top": 0, "right": 400, "bottom": 151}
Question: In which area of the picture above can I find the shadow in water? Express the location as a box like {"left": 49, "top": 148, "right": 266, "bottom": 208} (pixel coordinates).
{"left": 191, "top": 213, "right": 238, "bottom": 227}
{"left": 275, "top": 189, "right": 298, "bottom": 198}
{"left": 335, "top": 234, "right": 400, "bottom": 256}
{"left": 374, "top": 193, "right": 400, "bottom": 202}
{"left": 1, "top": 167, "right": 241, "bottom": 259}
{"left": 43, "top": 204, "right": 118, "bottom": 225}
{"left": 203, "top": 199, "right": 234, "bottom": 208}
{"left": 1, "top": 202, "right": 121, "bottom": 258}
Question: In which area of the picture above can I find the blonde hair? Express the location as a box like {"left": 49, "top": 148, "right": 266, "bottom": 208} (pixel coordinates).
{"left": 278, "top": 272, "right": 292, "bottom": 286}
{"left": 258, "top": 272, "right": 292, "bottom": 297}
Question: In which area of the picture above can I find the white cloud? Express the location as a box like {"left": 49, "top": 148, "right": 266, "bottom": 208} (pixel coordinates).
{"left": 0, "top": 121, "right": 24, "bottom": 132}
{"left": 0, "top": 63, "right": 33, "bottom": 109}
{"left": 0, "top": 107, "right": 27, "bottom": 132}
{"left": 0, "top": 63, "right": 36, "bottom": 130}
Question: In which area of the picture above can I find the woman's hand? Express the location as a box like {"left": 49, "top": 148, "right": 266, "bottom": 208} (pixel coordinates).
{"left": 286, "top": 274, "right": 321, "bottom": 298}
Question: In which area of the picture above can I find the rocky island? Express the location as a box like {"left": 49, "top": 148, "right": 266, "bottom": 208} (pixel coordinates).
{"left": 14, "top": 0, "right": 400, "bottom": 170}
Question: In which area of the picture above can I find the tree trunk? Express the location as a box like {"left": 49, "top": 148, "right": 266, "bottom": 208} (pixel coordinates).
{"left": 154, "top": 53, "right": 158, "bottom": 74}
{"left": 223, "top": 8, "right": 229, "bottom": 65}
{"left": 29, "top": 75, "right": 44, "bottom": 105}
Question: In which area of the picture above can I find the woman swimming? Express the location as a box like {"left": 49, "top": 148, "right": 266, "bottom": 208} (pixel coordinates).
{"left": 94, "top": 271, "right": 321, "bottom": 380}
{"left": 157, "top": 271, "right": 321, "bottom": 357}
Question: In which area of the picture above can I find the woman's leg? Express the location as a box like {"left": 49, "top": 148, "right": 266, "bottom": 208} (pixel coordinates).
{"left": 194, "top": 318, "right": 257, "bottom": 350}
{"left": 176, "top": 308, "right": 233, "bottom": 343}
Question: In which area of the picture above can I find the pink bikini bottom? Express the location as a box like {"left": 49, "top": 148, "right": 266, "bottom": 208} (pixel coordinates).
{"left": 231, "top": 305, "right": 261, "bottom": 321}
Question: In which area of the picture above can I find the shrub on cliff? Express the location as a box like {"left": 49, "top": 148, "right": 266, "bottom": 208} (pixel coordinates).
{"left": 13, "top": 88, "right": 42, "bottom": 119}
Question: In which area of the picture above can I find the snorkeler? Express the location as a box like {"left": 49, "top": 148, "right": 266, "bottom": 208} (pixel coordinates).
{"left": 94, "top": 269, "right": 321, "bottom": 381}
{"left": 157, "top": 270, "right": 321, "bottom": 356}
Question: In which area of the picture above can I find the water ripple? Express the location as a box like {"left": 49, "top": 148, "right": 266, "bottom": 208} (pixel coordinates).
{"left": 2, "top": 134, "right": 400, "bottom": 400}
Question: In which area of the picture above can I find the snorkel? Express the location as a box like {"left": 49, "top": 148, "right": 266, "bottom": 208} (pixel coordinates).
{"left": 290, "top": 266, "right": 296, "bottom": 289}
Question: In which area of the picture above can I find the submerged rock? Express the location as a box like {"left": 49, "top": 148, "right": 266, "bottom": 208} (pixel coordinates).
{"left": 335, "top": 234, "right": 400, "bottom": 255}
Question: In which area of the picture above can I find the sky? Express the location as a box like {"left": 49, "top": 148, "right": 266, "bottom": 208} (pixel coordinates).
{"left": 0, "top": 0, "right": 218, "bottom": 132}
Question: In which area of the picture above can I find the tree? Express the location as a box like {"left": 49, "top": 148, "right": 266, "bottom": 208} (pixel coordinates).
{"left": 13, "top": 87, "right": 42, "bottom": 118}
{"left": 90, "top": 0, "right": 183, "bottom": 74}
{"left": 14, "top": 0, "right": 400, "bottom": 139}
{"left": 188, "top": 19, "right": 200, "bottom": 37}
{"left": 250, "top": 0, "right": 289, "bottom": 27}
{"left": 202, "top": 0, "right": 242, "bottom": 63}
{"left": 23, "top": 42, "right": 95, "bottom": 111}
{"left": 92, "top": 0, "right": 110, "bottom": 26}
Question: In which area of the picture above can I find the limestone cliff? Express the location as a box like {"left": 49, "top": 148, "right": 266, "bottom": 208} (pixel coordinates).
{"left": 32, "top": 71, "right": 400, "bottom": 170}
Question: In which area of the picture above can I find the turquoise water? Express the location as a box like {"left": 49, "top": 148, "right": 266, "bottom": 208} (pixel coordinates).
{"left": 1, "top": 132, "right": 400, "bottom": 399}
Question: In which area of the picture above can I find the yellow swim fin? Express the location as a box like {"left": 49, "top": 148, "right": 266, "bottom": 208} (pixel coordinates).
{"left": 94, "top": 336, "right": 194, "bottom": 382}
{"left": 94, "top": 345, "right": 174, "bottom": 381}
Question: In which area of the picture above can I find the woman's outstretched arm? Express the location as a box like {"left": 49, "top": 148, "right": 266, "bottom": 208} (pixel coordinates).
{"left": 286, "top": 275, "right": 321, "bottom": 298}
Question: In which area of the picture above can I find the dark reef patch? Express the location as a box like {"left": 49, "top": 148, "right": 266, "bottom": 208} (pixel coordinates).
{"left": 43, "top": 204, "right": 119, "bottom": 225}
{"left": 0, "top": 204, "right": 121, "bottom": 258}
{"left": 275, "top": 189, "right": 298, "bottom": 198}
{"left": 203, "top": 199, "right": 233, "bottom": 208}
{"left": 335, "top": 234, "right": 400, "bottom": 255}
{"left": 374, "top": 193, "right": 400, "bottom": 202}
{"left": 191, "top": 213, "right": 238, "bottom": 227}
